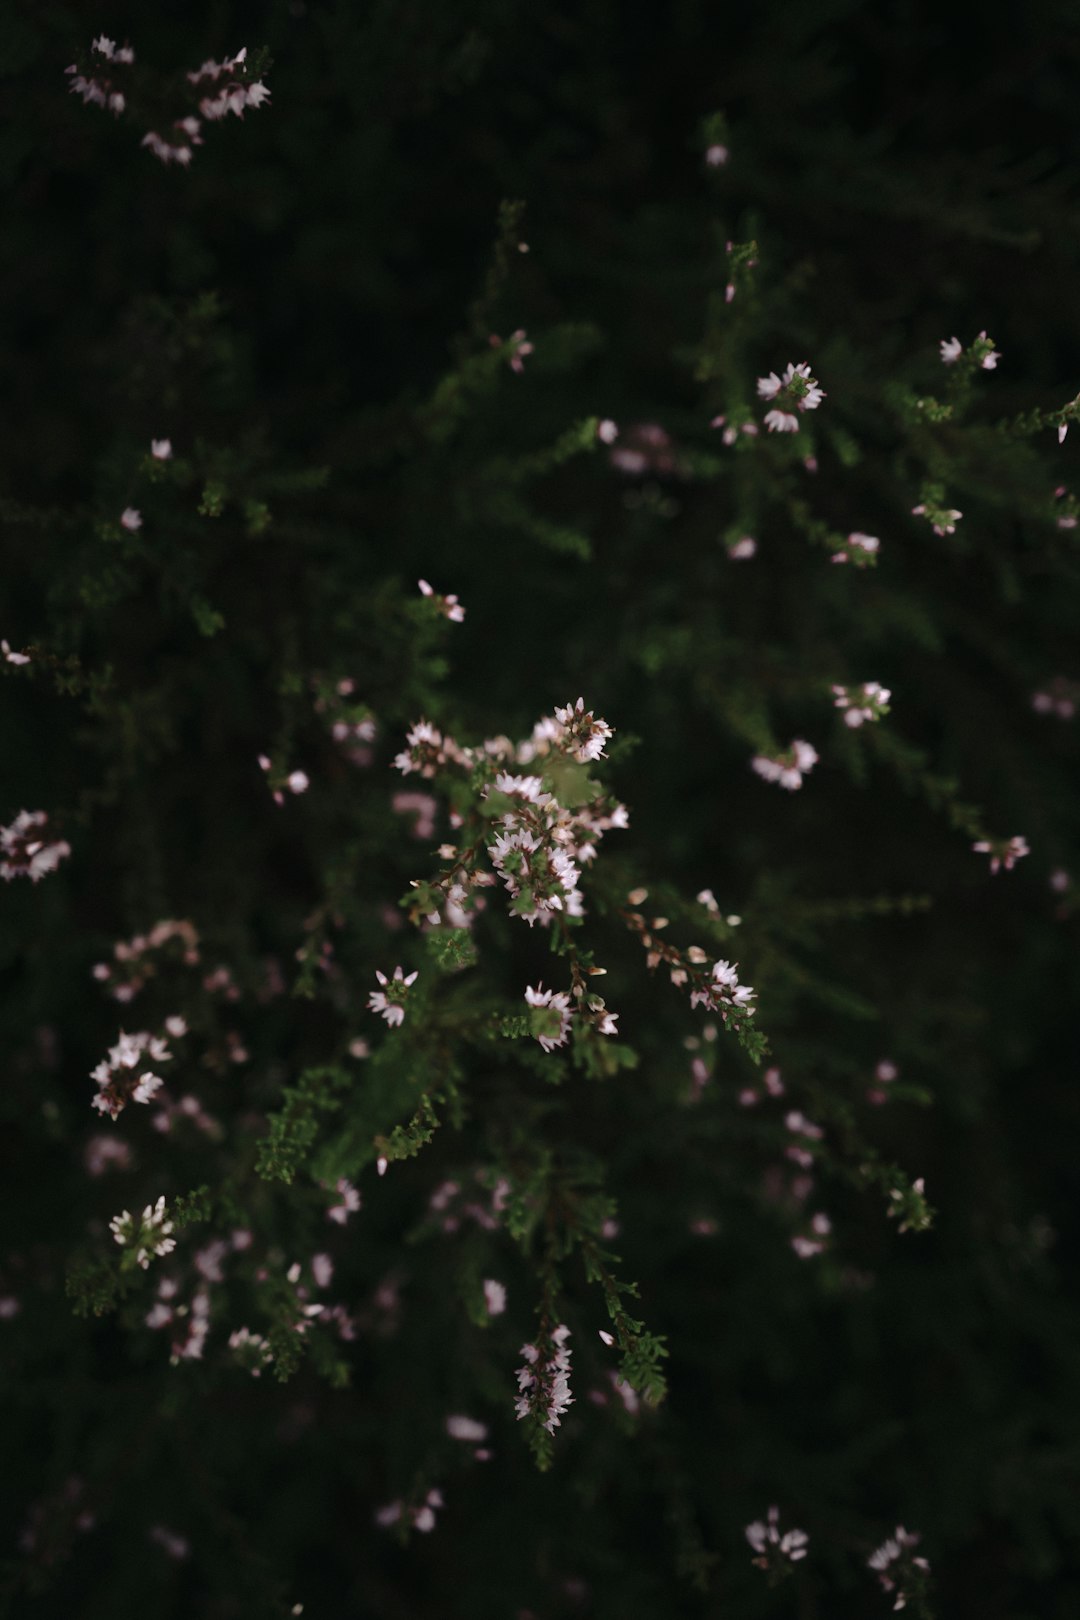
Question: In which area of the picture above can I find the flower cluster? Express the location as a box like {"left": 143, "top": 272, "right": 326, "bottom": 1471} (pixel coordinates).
{"left": 832, "top": 681, "right": 891, "bottom": 727}
{"left": 228, "top": 1325, "right": 273, "bottom": 1377}
{"left": 523, "top": 982, "right": 617, "bottom": 1053}
{"left": 940, "top": 330, "right": 1000, "bottom": 370}
{"left": 745, "top": 1505, "right": 809, "bottom": 1572}
{"left": 1031, "top": 677, "right": 1078, "bottom": 720}
{"left": 751, "top": 739, "right": 819, "bottom": 790}
{"left": 0, "top": 811, "right": 71, "bottom": 883}
{"left": 868, "top": 1525, "right": 930, "bottom": 1611}
{"left": 65, "top": 35, "right": 134, "bottom": 115}
{"left": 311, "top": 676, "right": 377, "bottom": 766}
{"left": 609, "top": 421, "right": 680, "bottom": 476}
{"left": 973, "top": 835, "right": 1030, "bottom": 874}
{"left": 524, "top": 984, "right": 573, "bottom": 1051}
{"left": 620, "top": 891, "right": 757, "bottom": 1033}
{"left": 91, "top": 919, "right": 200, "bottom": 1002}
{"left": 395, "top": 702, "right": 626, "bottom": 937}
{"left": 109, "top": 1196, "right": 176, "bottom": 1269}
{"left": 553, "top": 697, "right": 614, "bottom": 763}
{"left": 90, "top": 1028, "right": 175, "bottom": 1120}
{"left": 515, "top": 1323, "right": 574, "bottom": 1434}
{"left": 831, "top": 530, "right": 881, "bottom": 565}
{"left": 66, "top": 38, "right": 270, "bottom": 167}
{"left": 418, "top": 578, "right": 466, "bottom": 622}
{"left": 911, "top": 497, "right": 962, "bottom": 536}
{"left": 368, "top": 966, "right": 418, "bottom": 1027}
{"left": 489, "top": 328, "right": 533, "bottom": 373}
{"left": 757, "top": 361, "right": 825, "bottom": 433}
{"left": 376, "top": 1488, "right": 445, "bottom": 1534}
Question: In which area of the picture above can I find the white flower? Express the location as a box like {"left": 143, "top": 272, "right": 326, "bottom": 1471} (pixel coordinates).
{"left": 446, "top": 1414, "right": 488, "bottom": 1442}
{"left": 973, "top": 835, "right": 1029, "bottom": 874}
{"left": 758, "top": 362, "right": 824, "bottom": 429}
{"left": 483, "top": 1278, "right": 507, "bottom": 1316}
{"left": 418, "top": 579, "right": 466, "bottom": 622}
{"left": 553, "top": 697, "right": 613, "bottom": 762}
{"left": 327, "top": 1178, "right": 361, "bottom": 1225}
{"left": 975, "top": 329, "right": 1000, "bottom": 369}
{"left": 367, "top": 966, "right": 418, "bottom": 1026}
{"left": 764, "top": 408, "right": 800, "bottom": 433}
{"left": 120, "top": 507, "right": 142, "bottom": 531}
{"left": 728, "top": 536, "right": 757, "bottom": 559}
{"left": 832, "top": 681, "right": 891, "bottom": 727}
{"left": 0, "top": 811, "right": 71, "bottom": 883}
{"left": 151, "top": 439, "right": 173, "bottom": 460}
{"left": 524, "top": 984, "right": 573, "bottom": 1051}
{"left": 752, "top": 740, "right": 818, "bottom": 790}
{"left": 940, "top": 336, "right": 962, "bottom": 364}
{"left": 745, "top": 1505, "right": 809, "bottom": 1569}
{"left": 110, "top": 1195, "right": 176, "bottom": 1269}
{"left": 2, "top": 639, "right": 30, "bottom": 664}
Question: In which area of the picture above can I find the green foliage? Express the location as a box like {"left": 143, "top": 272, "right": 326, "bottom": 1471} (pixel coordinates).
{"left": 255, "top": 1066, "right": 352, "bottom": 1184}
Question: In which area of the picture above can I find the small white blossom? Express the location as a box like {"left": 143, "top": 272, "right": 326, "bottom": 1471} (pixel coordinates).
{"left": 120, "top": 507, "right": 142, "bottom": 532}
{"left": 446, "top": 1414, "right": 488, "bottom": 1443}
{"left": 973, "top": 835, "right": 1029, "bottom": 874}
{"left": 868, "top": 1525, "right": 930, "bottom": 1610}
{"left": 151, "top": 439, "right": 173, "bottom": 460}
{"left": 418, "top": 578, "right": 466, "bottom": 622}
{"left": 751, "top": 740, "right": 818, "bottom": 791}
{"left": 832, "top": 681, "right": 891, "bottom": 727}
{"left": 728, "top": 535, "right": 757, "bottom": 559}
{"left": 757, "top": 362, "right": 824, "bottom": 433}
{"left": 367, "top": 965, "right": 418, "bottom": 1026}
{"left": 110, "top": 1195, "right": 176, "bottom": 1269}
{"left": 483, "top": 1278, "right": 507, "bottom": 1316}
{"left": 89, "top": 1027, "right": 173, "bottom": 1119}
{"left": 763, "top": 408, "right": 799, "bottom": 433}
{"left": 745, "top": 1505, "right": 809, "bottom": 1571}
{"left": 0, "top": 811, "right": 71, "bottom": 882}
{"left": 524, "top": 984, "right": 573, "bottom": 1051}
{"left": 553, "top": 697, "right": 613, "bottom": 762}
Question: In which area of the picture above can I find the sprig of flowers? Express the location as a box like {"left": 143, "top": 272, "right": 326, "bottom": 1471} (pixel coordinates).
{"left": 110, "top": 1196, "right": 176, "bottom": 1270}
{"left": 832, "top": 681, "right": 891, "bottom": 727}
{"left": 972, "top": 835, "right": 1029, "bottom": 874}
{"left": 65, "top": 38, "right": 270, "bottom": 167}
{"left": 90, "top": 1028, "right": 174, "bottom": 1120}
{"left": 0, "top": 811, "right": 71, "bottom": 882}
{"left": 757, "top": 361, "right": 825, "bottom": 433}
{"left": 367, "top": 966, "right": 419, "bottom": 1027}
{"left": 868, "top": 1526, "right": 931, "bottom": 1611}
{"left": 515, "top": 1323, "right": 574, "bottom": 1434}
{"left": 745, "top": 1505, "right": 809, "bottom": 1575}
{"left": 751, "top": 739, "right": 818, "bottom": 790}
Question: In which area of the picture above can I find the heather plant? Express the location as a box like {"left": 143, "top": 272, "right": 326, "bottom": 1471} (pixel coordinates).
{"left": 3, "top": 5, "right": 1080, "bottom": 1619}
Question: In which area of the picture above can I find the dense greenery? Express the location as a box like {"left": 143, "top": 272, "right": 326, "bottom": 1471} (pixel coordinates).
{"left": 3, "top": 3, "right": 1080, "bottom": 1616}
